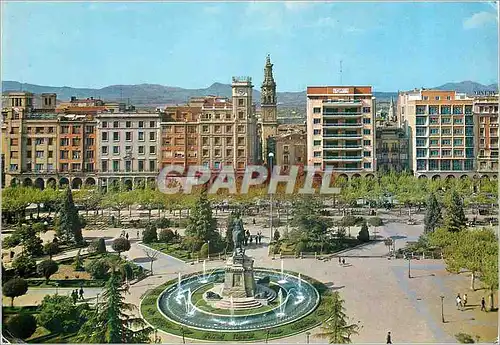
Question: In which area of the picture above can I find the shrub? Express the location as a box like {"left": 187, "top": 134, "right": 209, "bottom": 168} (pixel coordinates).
{"left": 12, "top": 255, "right": 37, "bottom": 278}
{"left": 273, "top": 229, "right": 281, "bottom": 242}
{"left": 44, "top": 242, "right": 60, "bottom": 259}
{"left": 85, "top": 258, "right": 110, "bottom": 279}
{"left": 357, "top": 221, "right": 370, "bottom": 242}
{"left": 120, "top": 262, "right": 134, "bottom": 281}
{"left": 455, "top": 333, "right": 475, "bottom": 343}
{"left": 74, "top": 249, "right": 84, "bottom": 271}
{"left": 37, "top": 260, "right": 59, "bottom": 282}
{"left": 37, "top": 294, "right": 87, "bottom": 333}
{"left": 158, "top": 229, "right": 175, "bottom": 243}
{"left": 143, "top": 225, "right": 158, "bottom": 243}
{"left": 6, "top": 313, "right": 37, "bottom": 339}
{"left": 199, "top": 243, "right": 209, "bottom": 259}
{"left": 368, "top": 217, "right": 383, "bottom": 227}
{"left": 3, "top": 234, "right": 21, "bottom": 249}
{"left": 24, "top": 235, "right": 44, "bottom": 257}
{"left": 294, "top": 241, "right": 307, "bottom": 256}
{"left": 112, "top": 238, "right": 131, "bottom": 255}
{"left": 32, "top": 222, "right": 47, "bottom": 234}
{"left": 89, "top": 238, "right": 107, "bottom": 254}
{"left": 3, "top": 278, "right": 28, "bottom": 306}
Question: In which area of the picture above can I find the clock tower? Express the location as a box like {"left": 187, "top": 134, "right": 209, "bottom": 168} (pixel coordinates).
{"left": 260, "top": 55, "right": 278, "bottom": 164}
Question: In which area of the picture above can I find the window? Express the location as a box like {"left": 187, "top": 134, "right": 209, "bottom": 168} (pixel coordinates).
{"left": 313, "top": 140, "right": 321, "bottom": 146}
{"left": 238, "top": 99, "right": 244, "bottom": 106}
{"left": 430, "top": 139, "right": 439, "bottom": 146}
{"left": 363, "top": 151, "right": 371, "bottom": 157}
{"left": 150, "top": 146, "right": 156, "bottom": 154}
{"left": 202, "top": 125, "right": 209, "bottom": 133}
{"left": 446, "top": 96, "right": 451, "bottom": 100}
{"left": 453, "top": 117, "right": 463, "bottom": 125}
{"left": 237, "top": 149, "right": 245, "bottom": 157}
{"left": 442, "top": 149, "right": 451, "bottom": 156}
{"left": 416, "top": 139, "right": 426, "bottom": 147}
{"left": 363, "top": 118, "right": 371, "bottom": 124}
{"left": 465, "top": 105, "right": 472, "bottom": 114}
{"left": 441, "top": 106, "right": 451, "bottom": 114}
{"left": 48, "top": 138, "right": 53, "bottom": 145}
{"left": 416, "top": 106, "right": 426, "bottom": 115}
{"left": 452, "top": 160, "right": 463, "bottom": 171}
{"left": 453, "top": 149, "right": 463, "bottom": 156}
{"left": 113, "top": 132, "right": 119, "bottom": 141}
{"left": 226, "top": 125, "right": 232, "bottom": 132}
{"left": 139, "top": 121, "right": 144, "bottom": 128}
{"left": 126, "top": 121, "right": 131, "bottom": 128}
{"left": 72, "top": 138, "right": 80, "bottom": 146}
{"left": 226, "top": 148, "right": 232, "bottom": 157}
{"left": 464, "top": 160, "right": 473, "bottom": 170}
{"left": 363, "top": 107, "right": 371, "bottom": 113}
{"left": 85, "top": 150, "right": 94, "bottom": 159}
{"left": 363, "top": 129, "right": 371, "bottom": 135}
{"left": 416, "top": 128, "right": 426, "bottom": 136}
{"left": 203, "top": 149, "right": 209, "bottom": 157}
{"left": 226, "top": 137, "right": 233, "bottom": 145}
{"left": 313, "top": 129, "right": 321, "bottom": 135}
{"left": 238, "top": 137, "right": 245, "bottom": 146}
{"left": 441, "top": 117, "right": 451, "bottom": 124}
{"left": 86, "top": 138, "right": 95, "bottom": 146}
{"left": 416, "top": 149, "right": 427, "bottom": 158}
{"left": 72, "top": 151, "right": 81, "bottom": 159}
{"left": 113, "top": 146, "right": 119, "bottom": 155}
{"left": 61, "top": 126, "right": 69, "bottom": 134}
{"left": 113, "top": 121, "right": 119, "bottom": 128}
{"left": 430, "top": 150, "right": 439, "bottom": 157}
{"left": 453, "top": 106, "right": 463, "bottom": 114}
{"left": 60, "top": 138, "right": 69, "bottom": 146}
{"left": 35, "top": 164, "right": 44, "bottom": 171}
{"left": 312, "top": 118, "right": 321, "bottom": 125}
{"left": 125, "top": 161, "right": 132, "bottom": 172}
{"left": 138, "top": 160, "right": 144, "bottom": 172}
{"left": 313, "top": 107, "right": 321, "bottom": 114}
{"left": 238, "top": 112, "right": 245, "bottom": 120}
{"left": 60, "top": 150, "right": 69, "bottom": 159}
{"left": 150, "top": 121, "right": 156, "bottom": 128}
{"left": 149, "top": 160, "right": 156, "bottom": 171}
{"left": 138, "top": 146, "right": 144, "bottom": 154}
{"left": 101, "top": 160, "right": 108, "bottom": 172}
{"left": 364, "top": 162, "right": 372, "bottom": 169}
{"left": 149, "top": 132, "right": 155, "bottom": 141}
{"left": 60, "top": 163, "right": 69, "bottom": 172}
{"left": 138, "top": 132, "right": 144, "bottom": 141}
{"left": 72, "top": 126, "right": 81, "bottom": 134}
{"left": 453, "top": 138, "right": 463, "bottom": 146}
{"left": 48, "top": 151, "right": 53, "bottom": 158}
{"left": 313, "top": 151, "right": 321, "bottom": 157}
{"left": 102, "top": 132, "right": 108, "bottom": 141}
{"left": 442, "top": 128, "right": 451, "bottom": 135}
{"left": 429, "top": 160, "right": 439, "bottom": 170}
{"left": 10, "top": 164, "right": 18, "bottom": 171}
{"left": 202, "top": 137, "right": 209, "bottom": 146}
{"left": 453, "top": 129, "right": 463, "bottom": 135}
{"left": 215, "top": 148, "right": 221, "bottom": 157}
{"left": 423, "top": 96, "right": 429, "bottom": 101}
{"left": 429, "top": 106, "right": 438, "bottom": 115}
{"left": 36, "top": 151, "right": 44, "bottom": 158}
{"left": 435, "top": 96, "right": 440, "bottom": 101}
{"left": 363, "top": 140, "right": 371, "bottom": 146}
{"left": 238, "top": 125, "right": 245, "bottom": 133}
{"left": 430, "top": 128, "right": 439, "bottom": 135}
{"left": 214, "top": 137, "right": 221, "bottom": 146}
{"left": 442, "top": 139, "right": 451, "bottom": 146}
{"left": 113, "top": 160, "right": 119, "bottom": 172}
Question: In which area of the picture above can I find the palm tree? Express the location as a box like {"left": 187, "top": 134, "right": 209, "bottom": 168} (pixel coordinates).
{"left": 316, "top": 292, "right": 360, "bottom": 344}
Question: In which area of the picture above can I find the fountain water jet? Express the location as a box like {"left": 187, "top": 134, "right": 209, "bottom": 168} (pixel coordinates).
{"left": 185, "top": 288, "right": 195, "bottom": 316}
{"left": 278, "top": 259, "right": 287, "bottom": 284}
{"left": 276, "top": 290, "right": 287, "bottom": 318}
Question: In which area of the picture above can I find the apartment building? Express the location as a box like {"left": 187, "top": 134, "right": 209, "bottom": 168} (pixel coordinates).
{"left": 268, "top": 131, "right": 306, "bottom": 173}
{"left": 474, "top": 95, "right": 499, "bottom": 177}
{"left": 306, "top": 86, "right": 376, "bottom": 178}
{"left": 398, "top": 89, "right": 475, "bottom": 178}
{"left": 160, "top": 105, "right": 201, "bottom": 170}
{"left": 96, "top": 112, "right": 161, "bottom": 190}
{"left": 375, "top": 125, "right": 409, "bottom": 173}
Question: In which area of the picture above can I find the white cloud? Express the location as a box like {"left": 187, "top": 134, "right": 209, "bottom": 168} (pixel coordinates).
{"left": 463, "top": 11, "right": 497, "bottom": 29}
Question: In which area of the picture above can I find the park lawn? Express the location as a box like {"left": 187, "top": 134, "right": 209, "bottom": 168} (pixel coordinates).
{"left": 146, "top": 242, "right": 193, "bottom": 261}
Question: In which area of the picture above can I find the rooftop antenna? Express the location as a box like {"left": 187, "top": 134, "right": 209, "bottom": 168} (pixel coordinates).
{"left": 339, "top": 60, "right": 343, "bottom": 85}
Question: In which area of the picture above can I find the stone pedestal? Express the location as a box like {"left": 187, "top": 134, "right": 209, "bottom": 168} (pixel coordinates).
{"left": 221, "top": 252, "right": 256, "bottom": 298}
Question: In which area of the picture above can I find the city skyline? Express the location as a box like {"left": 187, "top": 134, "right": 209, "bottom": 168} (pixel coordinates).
{"left": 2, "top": 1, "right": 498, "bottom": 92}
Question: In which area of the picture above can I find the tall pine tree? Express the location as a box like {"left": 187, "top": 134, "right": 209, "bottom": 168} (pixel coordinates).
{"left": 185, "top": 190, "right": 220, "bottom": 244}
{"left": 57, "top": 188, "right": 84, "bottom": 244}
{"left": 443, "top": 190, "right": 467, "bottom": 232}
{"left": 78, "top": 269, "right": 152, "bottom": 343}
{"left": 424, "top": 193, "right": 442, "bottom": 233}
{"left": 316, "top": 292, "right": 360, "bottom": 344}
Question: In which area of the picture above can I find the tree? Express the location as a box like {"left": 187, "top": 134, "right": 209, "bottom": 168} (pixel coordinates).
{"left": 443, "top": 190, "right": 467, "bottom": 232}
{"left": 316, "top": 292, "right": 360, "bottom": 343}
{"left": 85, "top": 258, "right": 111, "bottom": 279}
{"left": 44, "top": 242, "right": 60, "bottom": 259}
{"left": 112, "top": 238, "right": 131, "bottom": 257}
{"left": 424, "top": 193, "right": 442, "bottom": 233}
{"left": 37, "top": 260, "right": 59, "bottom": 282}
{"left": 74, "top": 249, "right": 84, "bottom": 271}
{"left": 185, "top": 190, "right": 221, "bottom": 249}
{"left": 273, "top": 229, "right": 281, "bottom": 242}
{"left": 6, "top": 313, "right": 37, "bottom": 340}
{"left": 12, "top": 255, "right": 37, "bottom": 277}
{"left": 89, "top": 238, "right": 107, "bottom": 254}
{"left": 142, "top": 224, "right": 158, "bottom": 243}
{"left": 199, "top": 243, "right": 209, "bottom": 259}
{"left": 3, "top": 278, "right": 28, "bottom": 306}
{"left": 158, "top": 229, "right": 175, "bottom": 243}
{"left": 357, "top": 222, "right": 370, "bottom": 242}
{"left": 37, "top": 294, "right": 87, "bottom": 333}
{"left": 142, "top": 248, "right": 160, "bottom": 275}
{"left": 340, "top": 215, "right": 357, "bottom": 238}
{"left": 482, "top": 250, "right": 498, "bottom": 310}
{"left": 74, "top": 187, "right": 103, "bottom": 217}
{"left": 57, "top": 188, "right": 84, "bottom": 244}
{"left": 77, "top": 270, "right": 152, "bottom": 343}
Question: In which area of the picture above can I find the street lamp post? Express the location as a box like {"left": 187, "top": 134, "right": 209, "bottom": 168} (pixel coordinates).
{"left": 306, "top": 332, "right": 311, "bottom": 344}
{"left": 408, "top": 256, "right": 411, "bottom": 279}
{"left": 181, "top": 326, "right": 186, "bottom": 344}
{"left": 207, "top": 240, "right": 210, "bottom": 260}
{"left": 440, "top": 296, "right": 445, "bottom": 323}
{"left": 268, "top": 152, "right": 274, "bottom": 241}
{"left": 265, "top": 328, "right": 271, "bottom": 344}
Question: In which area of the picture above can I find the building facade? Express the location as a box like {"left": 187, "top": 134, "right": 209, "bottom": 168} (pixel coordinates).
{"left": 306, "top": 86, "right": 376, "bottom": 178}
{"left": 375, "top": 125, "right": 409, "bottom": 173}
{"left": 268, "top": 131, "right": 306, "bottom": 173}
{"left": 95, "top": 112, "right": 161, "bottom": 190}
{"left": 398, "top": 89, "right": 475, "bottom": 178}
{"left": 474, "top": 95, "right": 499, "bottom": 177}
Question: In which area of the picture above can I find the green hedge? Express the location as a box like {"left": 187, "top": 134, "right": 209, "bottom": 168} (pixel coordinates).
{"left": 26, "top": 279, "right": 106, "bottom": 288}
{"left": 140, "top": 270, "right": 332, "bottom": 342}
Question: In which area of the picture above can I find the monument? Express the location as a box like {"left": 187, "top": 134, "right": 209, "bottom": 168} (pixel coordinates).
{"left": 221, "top": 216, "right": 257, "bottom": 298}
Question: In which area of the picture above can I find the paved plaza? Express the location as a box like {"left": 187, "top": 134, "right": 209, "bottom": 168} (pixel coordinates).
{"left": 3, "top": 210, "right": 498, "bottom": 343}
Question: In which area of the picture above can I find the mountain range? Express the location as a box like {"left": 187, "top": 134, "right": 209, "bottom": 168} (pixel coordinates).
{"left": 2, "top": 80, "right": 497, "bottom": 108}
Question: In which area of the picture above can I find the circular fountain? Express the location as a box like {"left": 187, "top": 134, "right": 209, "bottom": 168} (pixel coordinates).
{"left": 141, "top": 217, "right": 327, "bottom": 341}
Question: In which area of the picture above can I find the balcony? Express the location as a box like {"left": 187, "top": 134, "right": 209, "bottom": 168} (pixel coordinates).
{"left": 323, "top": 122, "right": 363, "bottom": 128}
{"left": 323, "top": 112, "right": 363, "bottom": 118}
{"left": 324, "top": 145, "right": 362, "bottom": 150}
{"left": 324, "top": 156, "right": 363, "bottom": 161}
{"left": 323, "top": 166, "right": 362, "bottom": 171}
{"left": 323, "top": 133, "right": 363, "bottom": 138}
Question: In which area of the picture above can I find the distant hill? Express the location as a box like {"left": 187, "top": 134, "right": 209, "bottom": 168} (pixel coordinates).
{"left": 2, "top": 80, "right": 497, "bottom": 109}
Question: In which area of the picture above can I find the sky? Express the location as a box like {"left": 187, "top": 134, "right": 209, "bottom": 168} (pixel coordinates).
{"left": 1, "top": 1, "right": 498, "bottom": 92}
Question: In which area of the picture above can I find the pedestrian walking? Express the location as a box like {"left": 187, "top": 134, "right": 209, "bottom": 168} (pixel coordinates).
{"left": 456, "top": 294, "right": 462, "bottom": 310}
{"left": 386, "top": 331, "right": 392, "bottom": 344}
{"left": 126, "top": 232, "right": 129, "bottom": 240}
{"left": 462, "top": 293, "right": 468, "bottom": 308}
{"left": 259, "top": 233, "right": 262, "bottom": 244}
{"left": 481, "top": 297, "right": 486, "bottom": 311}
{"left": 137, "top": 230, "right": 140, "bottom": 239}
{"left": 249, "top": 236, "right": 253, "bottom": 244}
{"left": 71, "top": 290, "right": 78, "bottom": 304}
{"left": 342, "top": 258, "right": 345, "bottom": 265}
{"left": 253, "top": 218, "right": 256, "bottom": 225}
{"left": 79, "top": 287, "right": 84, "bottom": 300}
{"left": 338, "top": 257, "right": 342, "bottom": 265}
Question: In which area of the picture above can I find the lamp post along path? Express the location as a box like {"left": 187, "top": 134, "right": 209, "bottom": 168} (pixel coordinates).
{"left": 268, "top": 152, "right": 274, "bottom": 241}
